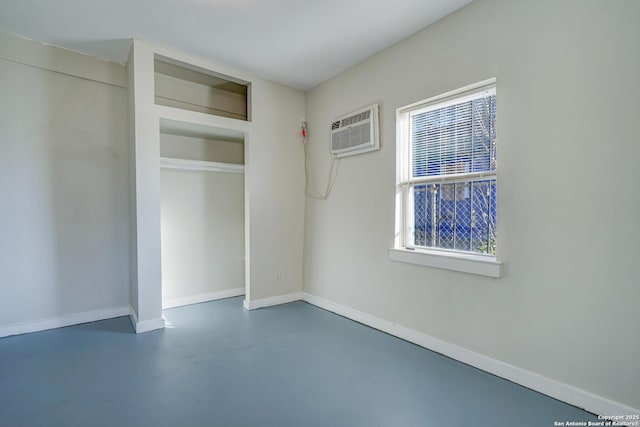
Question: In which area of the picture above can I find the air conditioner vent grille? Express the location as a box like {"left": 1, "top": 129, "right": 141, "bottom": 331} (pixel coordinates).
{"left": 330, "top": 104, "right": 379, "bottom": 158}
{"left": 332, "top": 122, "right": 371, "bottom": 151}
{"left": 340, "top": 110, "right": 371, "bottom": 127}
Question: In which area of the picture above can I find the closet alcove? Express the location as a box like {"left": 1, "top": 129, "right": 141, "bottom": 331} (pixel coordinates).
{"left": 154, "top": 55, "right": 249, "bottom": 309}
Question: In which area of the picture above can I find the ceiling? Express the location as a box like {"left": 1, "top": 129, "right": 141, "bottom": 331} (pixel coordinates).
{"left": 0, "top": 0, "right": 472, "bottom": 90}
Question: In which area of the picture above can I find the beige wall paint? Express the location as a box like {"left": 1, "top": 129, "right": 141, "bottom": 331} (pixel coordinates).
{"left": 247, "top": 79, "right": 306, "bottom": 300}
{"left": 0, "top": 34, "right": 130, "bottom": 327}
{"left": 161, "top": 169, "right": 244, "bottom": 302}
{"left": 303, "top": 0, "right": 640, "bottom": 410}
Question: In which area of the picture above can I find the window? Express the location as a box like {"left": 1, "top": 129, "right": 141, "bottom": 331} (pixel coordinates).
{"left": 392, "top": 79, "right": 500, "bottom": 277}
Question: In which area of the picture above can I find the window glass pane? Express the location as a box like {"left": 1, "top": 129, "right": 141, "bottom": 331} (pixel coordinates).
{"left": 453, "top": 181, "right": 471, "bottom": 252}
{"left": 413, "top": 185, "right": 430, "bottom": 247}
{"left": 470, "top": 180, "right": 497, "bottom": 254}
{"left": 412, "top": 179, "right": 496, "bottom": 254}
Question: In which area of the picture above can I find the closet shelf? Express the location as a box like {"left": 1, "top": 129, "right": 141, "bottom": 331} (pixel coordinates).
{"left": 154, "top": 56, "right": 248, "bottom": 121}
{"left": 160, "top": 157, "right": 244, "bottom": 174}
{"left": 157, "top": 105, "right": 249, "bottom": 140}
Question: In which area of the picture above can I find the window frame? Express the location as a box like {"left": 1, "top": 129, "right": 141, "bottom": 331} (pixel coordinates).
{"left": 391, "top": 79, "right": 502, "bottom": 278}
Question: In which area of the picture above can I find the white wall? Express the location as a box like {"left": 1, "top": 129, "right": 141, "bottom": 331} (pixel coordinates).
{"left": 127, "top": 41, "right": 163, "bottom": 330}
{"left": 0, "top": 33, "right": 130, "bottom": 334}
{"left": 303, "top": 0, "right": 640, "bottom": 412}
{"left": 126, "top": 44, "right": 139, "bottom": 316}
{"left": 161, "top": 169, "right": 244, "bottom": 304}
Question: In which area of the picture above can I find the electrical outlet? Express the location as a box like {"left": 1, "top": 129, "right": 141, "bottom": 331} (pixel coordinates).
{"left": 278, "top": 268, "right": 285, "bottom": 279}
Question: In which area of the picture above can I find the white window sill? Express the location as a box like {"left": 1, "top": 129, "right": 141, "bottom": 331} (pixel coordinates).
{"left": 389, "top": 248, "right": 502, "bottom": 278}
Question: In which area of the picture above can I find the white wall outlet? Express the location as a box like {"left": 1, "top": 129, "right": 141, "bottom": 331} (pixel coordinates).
{"left": 278, "top": 268, "right": 285, "bottom": 279}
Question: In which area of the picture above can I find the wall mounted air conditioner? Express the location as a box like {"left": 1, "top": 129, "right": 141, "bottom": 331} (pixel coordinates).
{"left": 330, "top": 104, "right": 379, "bottom": 158}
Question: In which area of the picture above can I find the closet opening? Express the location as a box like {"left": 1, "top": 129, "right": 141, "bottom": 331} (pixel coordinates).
{"left": 159, "top": 120, "right": 246, "bottom": 309}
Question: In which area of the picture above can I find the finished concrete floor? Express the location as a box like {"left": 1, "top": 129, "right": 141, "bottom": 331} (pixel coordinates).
{"left": 0, "top": 297, "right": 597, "bottom": 426}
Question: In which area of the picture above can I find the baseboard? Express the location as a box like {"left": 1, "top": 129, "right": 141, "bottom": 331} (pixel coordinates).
{"left": 0, "top": 306, "right": 130, "bottom": 338}
{"left": 243, "top": 292, "right": 302, "bottom": 310}
{"left": 301, "top": 292, "right": 639, "bottom": 418}
{"left": 163, "top": 288, "right": 245, "bottom": 309}
{"left": 128, "top": 306, "right": 165, "bottom": 334}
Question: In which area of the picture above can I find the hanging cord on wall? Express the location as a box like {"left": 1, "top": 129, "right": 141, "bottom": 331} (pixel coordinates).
{"left": 301, "top": 120, "right": 339, "bottom": 200}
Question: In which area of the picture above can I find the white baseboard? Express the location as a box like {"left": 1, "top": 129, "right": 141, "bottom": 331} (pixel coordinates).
{"left": 0, "top": 306, "right": 130, "bottom": 338}
{"left": 128, "top": 306, "right": 165, "bottom": 334}
{"left": 301, "top": 292, "right": 639, "bottom": 418}
{"left": 163, "top": 288, "right": 245, "bottom": 309}
{"left": 243, "top": 292, "right": 302, "bottom": 310}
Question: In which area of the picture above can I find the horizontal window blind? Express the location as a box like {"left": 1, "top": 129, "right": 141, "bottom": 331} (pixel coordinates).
{"left": 410, "top": 87, "right": 496, "bottom": 182}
